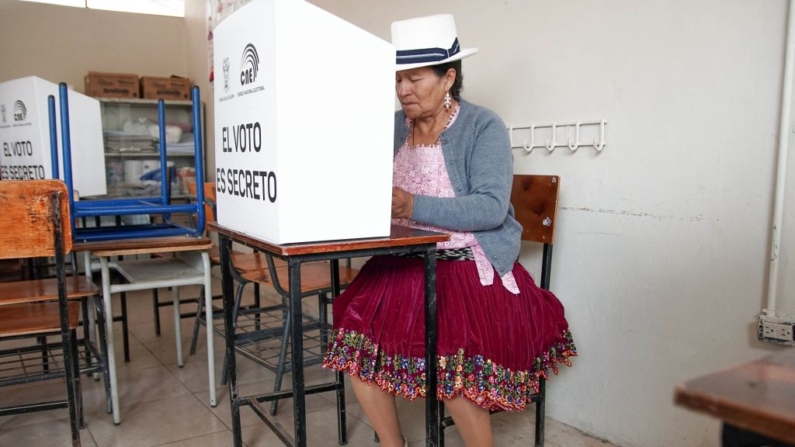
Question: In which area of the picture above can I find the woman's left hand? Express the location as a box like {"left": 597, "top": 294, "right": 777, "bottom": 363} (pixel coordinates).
{"left": 391, "top": 187, "right": 414, "bottom": 219}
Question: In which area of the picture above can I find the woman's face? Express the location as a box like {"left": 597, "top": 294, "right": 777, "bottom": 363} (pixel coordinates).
{"left": 395, "top": 67, "right": 454, "bottom": 120}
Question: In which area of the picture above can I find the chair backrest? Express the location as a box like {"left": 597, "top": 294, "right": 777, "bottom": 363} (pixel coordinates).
{"left": 187, "top": 180, "right": 217, "bottom": 223}
{"left": 510, "top": 175, "right": 560, "bottom": 290}
{"left": 510, "top": 175, "right": 560, "bottom": 244}
{"left": 0, "top": 180, "right": 71, "bottom": 260}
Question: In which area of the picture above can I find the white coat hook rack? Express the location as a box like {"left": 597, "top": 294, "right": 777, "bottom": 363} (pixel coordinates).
{"left": 509, "top": 119, "right": 607, "bottom": 153}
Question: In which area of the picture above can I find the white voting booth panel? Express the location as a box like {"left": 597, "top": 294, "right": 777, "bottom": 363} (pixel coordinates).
{"left": 213, "top": 0, "right": 394, "bottom": 244}
{"left": 0, "top": 76, "right": 106, "bottom": 197}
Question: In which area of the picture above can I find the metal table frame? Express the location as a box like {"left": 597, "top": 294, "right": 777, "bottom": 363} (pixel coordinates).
{"left": 76, "top": 237, "right": 216, "bottom": 425}
{"left": 210, "top": 223, "right": 449, "bottom": 447}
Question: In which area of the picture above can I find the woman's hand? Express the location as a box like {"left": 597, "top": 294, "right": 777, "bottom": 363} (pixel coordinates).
{"left": 391, "top": 187, "right": 414, "bottom": 219}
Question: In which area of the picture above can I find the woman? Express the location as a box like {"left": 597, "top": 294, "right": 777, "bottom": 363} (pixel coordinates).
{"left": 322, "top": 14, "right": 576, "bottom": 447}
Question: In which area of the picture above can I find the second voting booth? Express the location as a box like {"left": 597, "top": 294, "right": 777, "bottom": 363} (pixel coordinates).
{"left": 0, "top": 76, "right": 106, "bottom": 197}
{"left": 213, "top": 0, "right": 395, "bottom": 244}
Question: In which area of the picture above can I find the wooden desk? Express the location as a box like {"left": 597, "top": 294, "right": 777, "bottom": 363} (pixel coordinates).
{"left": 209, "top": 223, "right": 449, "bottom": 447}
{"left": 74, "top": 236, "right": 216, "bottom": 425}
{"left": 674, "top": 349, "right": 795, "bottom": 446}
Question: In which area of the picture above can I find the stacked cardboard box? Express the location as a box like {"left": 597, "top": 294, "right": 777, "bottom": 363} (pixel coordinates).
{"left": 84, "top": 72, "right": 192, "bottom": 100}
{"left": 140, "top": 76, "right": 191, "bottom": 100}
{"left": 84, "top": 72, "right": 139, "bottom": 99}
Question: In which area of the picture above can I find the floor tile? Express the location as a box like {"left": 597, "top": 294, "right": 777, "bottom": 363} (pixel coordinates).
{"left": 242, "top": 404, "right": 373, "bottom": 447}
{"left": 193, "top": 377, "right": 336, "bottom": 429}
{"left": 0, "top": 379, "right": 74, "bottom": 429}
{"left": 153, "top": 430, "right": 237, "bottom": 447}
{"left": 0, "top": 418, "right": 97, "bottom": 447}
{"left": 0, "top": 279, "right": 617, "bottom": 447}
{"left": 112, "top": 338, "right": 164, "bottom": 373}
{"left": 84, "top": 365, "right": 192, "bottom": 414}
{"left": 86, "top": 394, "right": 227, "bottom": 447}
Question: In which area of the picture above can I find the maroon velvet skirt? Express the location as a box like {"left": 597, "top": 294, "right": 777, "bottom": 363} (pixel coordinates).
{"left": 321, "top": 255, "right": 576, "bottom": 411}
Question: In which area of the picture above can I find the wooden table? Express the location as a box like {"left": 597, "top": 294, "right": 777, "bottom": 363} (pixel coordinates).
{"left": 74, "top": 236, "right": 216, "bottom": 425}
{"left": 674, "top": 349, "right": 795, "bottom": 446}
{"left": 209, "top": 223, "right": 449, "bottom": 447}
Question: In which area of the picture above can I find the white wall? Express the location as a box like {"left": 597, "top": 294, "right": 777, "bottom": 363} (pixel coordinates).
{"left": 184, "top": 0, "right": 215, "bottom": 181}
{"left": 7, "top": 0, "right": 768, "bottom": 444}
{"left": 0, "top": 0, "right": 187, "bottom": 92}
{"left": 303, "top": 1, "right": 792, "bottom": 447}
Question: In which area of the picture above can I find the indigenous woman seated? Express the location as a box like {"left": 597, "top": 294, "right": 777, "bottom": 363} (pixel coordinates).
{"left": 323, "top": 14, "right": 576, "bottom": 447}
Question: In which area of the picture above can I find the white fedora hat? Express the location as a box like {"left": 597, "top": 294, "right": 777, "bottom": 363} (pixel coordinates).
{"left": 392, "top": 14, "right": 478, "bottom": 71}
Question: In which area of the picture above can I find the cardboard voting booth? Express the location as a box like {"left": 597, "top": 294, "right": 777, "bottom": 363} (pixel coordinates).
{"left": 213, "top": 0, "right": 394, "bottom": 244}
{"left": 0, "top": 76, "right": 106, "bottom": 197}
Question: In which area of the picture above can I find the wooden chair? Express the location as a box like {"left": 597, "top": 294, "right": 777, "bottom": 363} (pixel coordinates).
{"left": 149, "top": 180, "right": 228, "bottom": 336}
{"left": 438, "top": 174, "right": 560, "bottom": 447}
{"left": 0, "top": 180, "right": 103, "bottom": 447}
{"left": 149, "top": 180, "right": 263, "bottom": 338}
{"left": 182, "top": 181, "right": 272, "bottom": 353}
{"left": 196, "top": 180, "right": 360, "bottom": 415}
{"left": 233, "top": 257, "right": 359, "bottom": 414}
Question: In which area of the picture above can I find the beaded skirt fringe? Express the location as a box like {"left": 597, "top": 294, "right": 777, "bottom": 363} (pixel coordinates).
{"left": 322, "top": 328, "right": 575, "bottom": 411}
{"left": 322, "top": 255, "right": 577, "bottom": 412}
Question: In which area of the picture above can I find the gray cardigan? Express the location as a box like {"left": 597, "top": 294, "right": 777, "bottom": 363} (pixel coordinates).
{"left": 394, "top": 98, "right": 522, "bottom": 277}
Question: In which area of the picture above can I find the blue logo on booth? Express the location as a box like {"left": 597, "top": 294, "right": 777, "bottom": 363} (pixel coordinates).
{"left": 240, "top": 44, "right": 259, "bottom": 86}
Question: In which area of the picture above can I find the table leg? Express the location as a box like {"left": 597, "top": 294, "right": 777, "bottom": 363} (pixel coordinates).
{"left": 83, "top": 251, "right": 99, "bottom": 381}
{"left": 173, "top": 286, "right": 184, "bottom": 367}
{"left": 329, "top": 260, "right": 347, "bottom": 445}
{"left": 100, "top": 257, "right": 121, "bottom": 424}
{"left": 220, "top": 235, "right": 243, "bottom": 447}
{"left": 202, "top": 252, "right": 217, "bottom": 407}
{"left": 424, "top": 248, "right": 439, "bottom": 447}
{"left": 289, "top": 258, "right": 307, "bottom": 447}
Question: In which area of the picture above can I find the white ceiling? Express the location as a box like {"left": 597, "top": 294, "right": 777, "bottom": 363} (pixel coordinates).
{"left": 19, "top": 0, "right": 184, "bottom": 17}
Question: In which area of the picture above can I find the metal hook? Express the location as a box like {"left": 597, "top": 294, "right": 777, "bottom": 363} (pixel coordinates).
{"left": 524, "top": 125, "right": 535, "bottom": 152}
{"left": 545, "top": 124, "right": 556, "bottom": 152}
{"left": 567, "top": 122, "right": 580, "bottom": 151}
{"left": 593, "top": 119, "right": 606, "bottom": 151}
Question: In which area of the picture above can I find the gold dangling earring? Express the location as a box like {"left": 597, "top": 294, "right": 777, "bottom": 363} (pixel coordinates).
{"left": 444, "top": 91, "right": 452, "bottom": 111}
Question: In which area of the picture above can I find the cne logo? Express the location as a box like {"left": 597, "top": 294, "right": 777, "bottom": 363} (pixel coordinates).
{"left": 0, "top": 105, "right": 5, "bottom": 123}
{"left": 240, "top": 43, "right": 260, "bottom": 86}
{"left": 13, "top": 100, "right": 26, "bottom": 122}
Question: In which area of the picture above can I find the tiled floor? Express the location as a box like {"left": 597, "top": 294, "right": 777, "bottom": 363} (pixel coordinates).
{"left": 0, "top": 282, "right": 616, "bottom": 447}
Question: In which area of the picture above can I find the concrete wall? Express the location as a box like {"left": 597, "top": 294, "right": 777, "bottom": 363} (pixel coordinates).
{"left": 13, "top": 0, "right": 789, "bottom": 444}
{"left": 0, "top": 0, "right": 187, "bottom": 91}
{"left": 303, "top": 1, "right": 794, "bottom": 446}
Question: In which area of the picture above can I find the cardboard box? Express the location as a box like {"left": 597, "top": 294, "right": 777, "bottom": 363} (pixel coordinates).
{"left": 0, "top": 76, "right": 107, "bottom": 197}
{"left": 140, "top": 76, "right": 191, "bottom": 100}
{"left": 84, "top": 71, "right": 139, "bottom": 99}
{"left": 213, "top": 0, "right": 394, "bottom": 244}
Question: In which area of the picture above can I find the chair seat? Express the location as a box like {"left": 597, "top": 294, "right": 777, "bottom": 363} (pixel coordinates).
{"left": 240, "top": 262, "right": 358, "bottom": 294}
{"left": 209, "top": 249, "right": 287, "bottom": 272}
{"left": 0, "top": 276, "right": 99, "bottom": 306}
{"left": 0, "top": 301, "right": 81, "bottom": 337}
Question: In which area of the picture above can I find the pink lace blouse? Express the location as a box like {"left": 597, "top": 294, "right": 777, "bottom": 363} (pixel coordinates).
{"left": 392, "top": 107, "right": 519, "bottom": 294}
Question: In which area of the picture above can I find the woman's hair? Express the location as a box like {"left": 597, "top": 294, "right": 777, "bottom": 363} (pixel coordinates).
{"left": 430, "top": 60, "right": 463, "bottom": 99}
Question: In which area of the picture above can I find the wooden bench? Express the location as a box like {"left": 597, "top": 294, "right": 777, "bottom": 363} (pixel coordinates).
{"left": 0, "top": 180, "right": 104, "bottom": 447}
{"left": 0, "top": 277, "right": 96, "bottom": 338}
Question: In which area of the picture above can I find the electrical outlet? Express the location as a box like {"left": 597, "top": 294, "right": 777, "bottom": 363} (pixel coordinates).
{"left": 778, "top": 324, "right": 794, "bottom": 342}
{"left": 762, "top": 322, "right": 778, "bottom": 339}
{"left": 761, "top": 321, "right": 793, "bottom": 341}
{"left": 758, "top": 315, "right": 795, "bottom": 345}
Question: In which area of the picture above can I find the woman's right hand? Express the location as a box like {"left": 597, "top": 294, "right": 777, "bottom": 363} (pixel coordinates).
{"left": 391, "top": 187, "right": 414, "bottom": 219}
